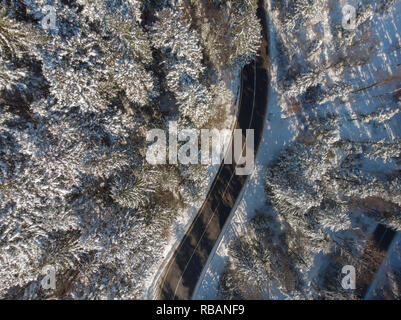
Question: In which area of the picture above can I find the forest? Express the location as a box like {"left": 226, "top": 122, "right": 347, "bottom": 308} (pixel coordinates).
{"left": 0, "top": 0, "right": 261, "bottom": 299}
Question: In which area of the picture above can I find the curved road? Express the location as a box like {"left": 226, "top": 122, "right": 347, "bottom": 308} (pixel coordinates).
{"left": 158, "top": 0, "right": 270, "bottom": 300}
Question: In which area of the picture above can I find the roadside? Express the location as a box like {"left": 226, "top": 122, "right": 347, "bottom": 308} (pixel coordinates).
{"left": 143, "top": 70, "right": 241, "bottom": 299}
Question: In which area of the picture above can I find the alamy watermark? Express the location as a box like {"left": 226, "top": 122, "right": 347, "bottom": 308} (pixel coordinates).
{"left": 342, "top": 4, "right": 356, "bottom": 30}
{"left": 341, "top": 265, "right": 356, "bottom": 290}
{"left": 41, "top": 265, "right": 56, "bottom": 290}
{"left": 41, "top": 5, "right": 57, "bottom": 32}
{"left": 146, "top": 122, "right": 254, "bottom": 176}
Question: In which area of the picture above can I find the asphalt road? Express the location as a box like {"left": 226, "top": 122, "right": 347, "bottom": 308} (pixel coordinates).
{"left": 158, "top": 0, "right": 269, "bottom": 300}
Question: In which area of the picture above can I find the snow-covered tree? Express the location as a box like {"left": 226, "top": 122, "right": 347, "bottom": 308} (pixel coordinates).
{"left": 0, "top": 57, "right": 27, "bottom": 91}
{"left": 150, "top": 5, "right": 214, "bottom": 126}
{"left": 227, "top": 0, "right": 261, "bottom": 68}
{"left": 0, "top": 0, "right": 260, "bottom": 299}
{"left": 219, "top": 214, "right": 305, "bottom": 300}
{"left": 39, "top": 1, "right": 157, "bottom": 113}
{"left": 265, "top": 115, "right": 401, "bottom": 244}
{"left": 0, "top": 8, "right": 38, "bottom": 58}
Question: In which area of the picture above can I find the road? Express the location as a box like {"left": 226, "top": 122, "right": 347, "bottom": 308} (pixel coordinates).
{"left": 158, "top": 0, "right": 269, "bottom": 300}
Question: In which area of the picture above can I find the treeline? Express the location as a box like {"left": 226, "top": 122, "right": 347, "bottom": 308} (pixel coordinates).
{"left": 0, "top": 0, "right": 261, "bottom": 299}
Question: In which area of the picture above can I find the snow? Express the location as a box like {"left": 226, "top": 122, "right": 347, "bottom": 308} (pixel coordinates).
{"left": 194, "top": 1, "right": 298, "bottom": 298}
{"left": 143, "top": 70, "right": 241, "bottom": 299}
{"left": 195, "top": 0, "right": 401, "bottom": 300}
{"left": 0, "top": 0, "right": 261, "bottom": 299}
{"left": 2, "top": 0, "right": 400, "bottom": 300}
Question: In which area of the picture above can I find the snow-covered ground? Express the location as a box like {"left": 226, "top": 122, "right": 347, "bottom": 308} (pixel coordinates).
{"left": 1, "top": 0, "right": 399, "bottom": 300}
{"left": 195, "top": 0, "right": 401, "bottom": 300}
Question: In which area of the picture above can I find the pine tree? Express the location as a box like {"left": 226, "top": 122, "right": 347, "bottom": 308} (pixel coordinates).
{"left": 0, "top": 0, "right": 263, "bottom": 299}
{"left": 0, "top": 57, "right": 27, "bottom": 91}
{"left": 151, "top": 5, "right": 214, "bottom": 126}
{"left": 0, "top": 8, "right": 38, "bottom": 58}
